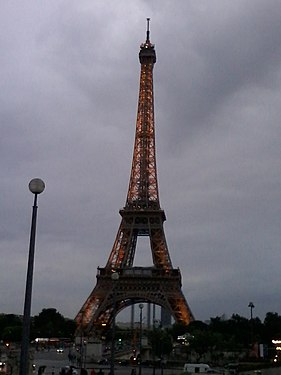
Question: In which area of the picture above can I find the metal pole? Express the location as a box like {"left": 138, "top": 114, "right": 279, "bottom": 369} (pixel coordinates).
{"left": 19, "top": 178, "right": 45, "bottom": 375}
{"left": 139, "top": 304, "right": 143, "bottom": 375}
{"left": 248, "top": 301, "right": 255, "bottom": 350}
{"left": 110, "top": 297, "right": 115, "bottom": 374}
{"left": 80, "top": 333, "right": 83, "bottom": 372}
{"left": 19, "top": 193, "right": 38, "bottom": 375}
{"left": 110, "top": 272, "right": 119, "bottom": 375}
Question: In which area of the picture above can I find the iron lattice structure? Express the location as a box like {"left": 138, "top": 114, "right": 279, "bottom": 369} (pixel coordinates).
{"left": 76, "top": 20, "right": 194, "bottom": 336}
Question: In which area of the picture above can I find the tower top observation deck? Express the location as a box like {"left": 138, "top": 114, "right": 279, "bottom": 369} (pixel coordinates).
{"left": 139, "top": 18, "right": 156, "bottom": 64}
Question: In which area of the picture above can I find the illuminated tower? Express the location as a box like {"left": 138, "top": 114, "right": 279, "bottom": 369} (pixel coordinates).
{"left": 76, "top": 19, "right": 194, "bottom": 336}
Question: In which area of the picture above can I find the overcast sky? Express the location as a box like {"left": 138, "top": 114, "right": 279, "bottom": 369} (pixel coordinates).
{"left": 1, "top": 1, "right": 281, "bottom": 324}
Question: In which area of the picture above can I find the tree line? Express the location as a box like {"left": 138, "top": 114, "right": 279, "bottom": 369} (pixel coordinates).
{"left": 114, "top": 312, "right": 281, "bottom": 363}
{"left": 1, "top": 308, "right": 281, "bottom": 362}
{"left": 0, "top": 308, "right": 76, "bottom": 343}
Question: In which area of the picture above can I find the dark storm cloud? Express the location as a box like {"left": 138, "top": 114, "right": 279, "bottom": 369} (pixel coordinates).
{"left": 156, "top": 1, "right": 281, "bottom": 149}
{"left": 1, "top": 0, "right": 281, "bottom": 322}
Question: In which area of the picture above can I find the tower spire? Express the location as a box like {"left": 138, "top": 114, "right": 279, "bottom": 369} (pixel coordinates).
{"left": 146, "top": 17, "right": 150, "bottom": 43}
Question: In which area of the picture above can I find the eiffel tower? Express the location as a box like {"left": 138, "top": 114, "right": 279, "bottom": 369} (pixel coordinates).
{"left": 76, "top": 19, "right": 194, "bottom": 336}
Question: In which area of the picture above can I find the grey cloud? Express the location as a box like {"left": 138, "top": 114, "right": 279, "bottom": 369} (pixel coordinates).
{"left": 0, "top": 1, "right": 281, "bottom": 322}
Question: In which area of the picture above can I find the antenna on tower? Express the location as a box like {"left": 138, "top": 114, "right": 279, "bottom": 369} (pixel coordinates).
{"left": 146, "top": 18, "right": 150, "bottom": 42}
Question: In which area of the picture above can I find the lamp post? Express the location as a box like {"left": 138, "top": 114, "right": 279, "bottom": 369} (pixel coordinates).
{"left": 19, "top": 178, "right": 45, "bottom": 375}
{"left": 248, "top": 302, "right": 255, "bottom": 350}
{"left": 248, "top": 302, "right": 255, "bottom": 320}
{"left": 110, "top": 272, "right": 119, "bottom": 375}
{"left": 139, "top": 303, "right": 144, "bottom": 375}
{"left": 152, "top": 319, "right": 160, "bottom": 375}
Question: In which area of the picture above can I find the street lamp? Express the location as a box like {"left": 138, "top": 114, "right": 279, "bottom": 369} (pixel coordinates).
{"left": 248, "top": 302, "right": 255, "bottom": 348}
{"left": 152, "top": 319, "right": 160, "bottom": 375}
{"left": 248, "top": 302, "right": 255, "bottom": 320}
{"left": 110, "top": 271, "right": 119, "bottom": 375}
{"left": 139, "top": 303, "right": 144, "bottom": 375}
{"left": 19, "top": 178, "right": 45, "bottom": 375}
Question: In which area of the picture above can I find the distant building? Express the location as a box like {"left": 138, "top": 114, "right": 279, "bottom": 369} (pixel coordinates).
{"left": 161, "top": 308, "right": 172, "bottom": 327}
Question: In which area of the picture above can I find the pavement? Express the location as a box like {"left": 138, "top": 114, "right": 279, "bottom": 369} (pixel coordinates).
{"left": 34, "top": 349, "right": 69, "bottom": 375}
{"left": 33, "top": 350, "right": 183, "bottom": 375}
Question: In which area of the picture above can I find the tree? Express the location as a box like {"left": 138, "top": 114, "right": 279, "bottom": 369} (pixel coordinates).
{"left": 32, "top": 308, "right": 75, "bottom": 339}
{"left": 263, "top": 312, "right": 281, "bottom": 343}
{"left": 2, "top": 326, "right": 22, "bottom": 342}
{"left": 0, "top": 314, "right": 22, "bottom": 342}
{"left": 170, "top": 322, "right": 189, "bottom": 341}
{"left": 148, "top": 328, "right": 173, "bottom": 359}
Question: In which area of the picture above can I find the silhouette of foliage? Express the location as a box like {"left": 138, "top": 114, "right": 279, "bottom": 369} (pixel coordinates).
{"left": 32, "top": 308, "right": 76, "bottom": 339}
{"left": 148, "top": 327, "right": 173, "bottom": 358}
{"left": 1, "top": 308, "right": 281, "bottom": 363}
{"left": 0, "top": 314, "right": 22, "bottom": 342}
{"left": 0, "top": 309, "right": 76, "bottom": 342}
